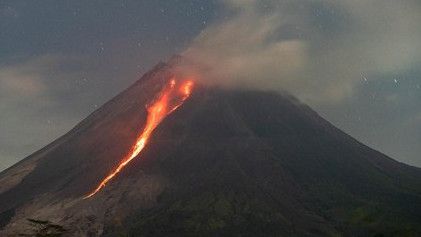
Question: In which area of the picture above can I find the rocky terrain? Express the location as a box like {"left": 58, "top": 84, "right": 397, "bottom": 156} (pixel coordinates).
{"left": 1, "top": 59, "right": 421, "bottom": 236}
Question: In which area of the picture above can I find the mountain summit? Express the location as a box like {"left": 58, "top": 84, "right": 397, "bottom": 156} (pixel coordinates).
{"left": 1, "top": 59, "right": 421, "bottom": 236}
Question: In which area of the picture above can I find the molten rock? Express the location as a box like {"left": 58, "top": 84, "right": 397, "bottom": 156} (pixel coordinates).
{"left": 1, "top": 59, "right": 421, "bottom": 236}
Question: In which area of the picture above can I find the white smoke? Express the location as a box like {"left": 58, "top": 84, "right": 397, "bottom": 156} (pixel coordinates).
{"left": 183, "top": 0, "right": 421, "bottom": 105}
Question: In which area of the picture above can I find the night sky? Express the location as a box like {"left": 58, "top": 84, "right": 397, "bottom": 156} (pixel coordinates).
{"left": 1, "top": 0, "right": 420, "bottom": 170}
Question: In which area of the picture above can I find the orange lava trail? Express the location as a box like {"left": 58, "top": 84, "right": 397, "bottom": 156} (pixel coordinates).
{"left": 84, "top": 78, "right": 194, "bottom": 199}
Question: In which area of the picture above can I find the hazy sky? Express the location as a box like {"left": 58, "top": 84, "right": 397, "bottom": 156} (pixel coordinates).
{"left": 1, "top": 0, "right": 420, "bottom": 171}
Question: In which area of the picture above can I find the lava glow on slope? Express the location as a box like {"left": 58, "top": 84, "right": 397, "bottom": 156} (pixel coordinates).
{"left": 84, "top": 78, "right": 194, "bottom": 199}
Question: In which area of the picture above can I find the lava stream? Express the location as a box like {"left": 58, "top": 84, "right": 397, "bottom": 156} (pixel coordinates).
{"left": 84, "top": 78, "right": 194, "bottom": 199}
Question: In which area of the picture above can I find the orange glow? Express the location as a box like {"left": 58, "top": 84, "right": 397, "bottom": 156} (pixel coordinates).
{"left": 84, "top": 78, "right": 194, "bottom": 199}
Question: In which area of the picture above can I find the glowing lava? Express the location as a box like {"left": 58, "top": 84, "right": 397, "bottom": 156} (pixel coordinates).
{"left": 84, "top": 78, "right": 194, "bottom": 199}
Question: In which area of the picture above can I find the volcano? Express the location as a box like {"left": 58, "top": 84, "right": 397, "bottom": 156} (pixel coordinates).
{"left": 1, "top": 58, "right": 421, "bottom": 237}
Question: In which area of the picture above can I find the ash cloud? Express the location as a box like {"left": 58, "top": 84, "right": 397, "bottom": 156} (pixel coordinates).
{"left": 1, "top": 0, "right": 420, "bottom": 170}
{"left": 183, "top": 0, "right": 421, "bottom": 105}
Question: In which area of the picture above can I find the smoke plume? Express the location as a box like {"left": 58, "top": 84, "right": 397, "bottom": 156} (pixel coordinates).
{"left": 183, "top": 0, "right": 421, "bottom": 105}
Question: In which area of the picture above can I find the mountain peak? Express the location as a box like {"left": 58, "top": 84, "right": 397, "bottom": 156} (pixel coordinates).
{"left": 1, "top": 60, "right": 421, "bottom": 236}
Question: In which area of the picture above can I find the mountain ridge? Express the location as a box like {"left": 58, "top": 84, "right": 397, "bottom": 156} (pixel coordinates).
{"left": 1, "top": 60, "right": 421, "bottom": 236}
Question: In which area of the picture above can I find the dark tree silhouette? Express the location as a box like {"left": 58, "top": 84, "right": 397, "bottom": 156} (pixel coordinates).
{"left": 18, "top": 218, "right": 66, "bottom": 237}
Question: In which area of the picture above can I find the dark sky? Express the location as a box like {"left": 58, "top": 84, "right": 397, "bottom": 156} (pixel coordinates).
{"left": 1, "top": 0, "right": 420, "bottom": 170}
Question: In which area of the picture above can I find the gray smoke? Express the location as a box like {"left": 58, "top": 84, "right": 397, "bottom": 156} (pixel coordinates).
{"left": 183, "top": 0, "right": 421, "bottom": 105}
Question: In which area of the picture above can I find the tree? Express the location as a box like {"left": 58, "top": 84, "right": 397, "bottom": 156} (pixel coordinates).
{"left": 18, "top": 218, "right": 67, "bottom": 237}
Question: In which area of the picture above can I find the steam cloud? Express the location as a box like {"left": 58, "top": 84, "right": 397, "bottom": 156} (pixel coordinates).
{"left": 183, "top": 0, "right": 421, "bottom": 105}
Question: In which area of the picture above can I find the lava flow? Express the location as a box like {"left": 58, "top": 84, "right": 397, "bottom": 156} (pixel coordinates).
{"left": 84, "top": 78, "right": 194, "bottom": 199}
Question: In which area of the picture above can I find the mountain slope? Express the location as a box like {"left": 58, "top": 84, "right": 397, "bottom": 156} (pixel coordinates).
{"left": 1, "top": 60, "right": 421, "bottom": 237}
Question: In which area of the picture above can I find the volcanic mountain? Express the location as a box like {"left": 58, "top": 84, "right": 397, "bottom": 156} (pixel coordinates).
{"left": 1, "top": 58, "right": 421, "bottom": 237}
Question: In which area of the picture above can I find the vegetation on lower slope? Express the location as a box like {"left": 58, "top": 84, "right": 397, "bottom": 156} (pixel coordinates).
{"left": 17, "top": 219, "right": 66, "bottom": 237}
